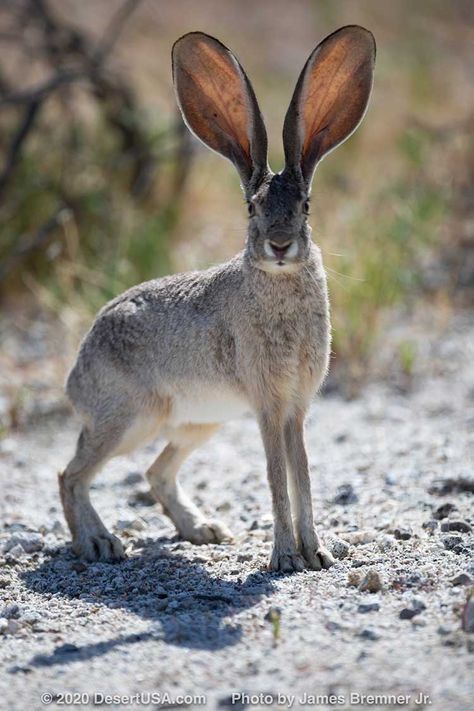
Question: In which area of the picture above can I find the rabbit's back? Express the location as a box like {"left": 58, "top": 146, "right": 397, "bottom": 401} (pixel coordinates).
{"left": 66, "top": 257, "right": 246, "bottom": 416}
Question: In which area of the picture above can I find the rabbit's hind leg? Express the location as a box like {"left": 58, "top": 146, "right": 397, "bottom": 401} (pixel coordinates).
{"left": 59, "top": 422, "right": 128, "bottom": 562}
{"left": 146, "top": 424, "right": 234, "bottom": 545}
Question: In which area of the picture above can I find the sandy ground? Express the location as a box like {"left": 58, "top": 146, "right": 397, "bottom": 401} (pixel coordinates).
{"left": 0, "top": 310, "right": 473, "bottom": 711}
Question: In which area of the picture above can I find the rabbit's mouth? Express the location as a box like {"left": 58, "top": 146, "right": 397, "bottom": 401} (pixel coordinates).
{"left": 258, "top": 239, "right": 302, "bottom": 274}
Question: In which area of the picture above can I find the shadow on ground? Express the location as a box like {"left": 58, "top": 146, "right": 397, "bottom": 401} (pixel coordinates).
{"left": 20, "top": 538, "right": 276, "bottom": 668}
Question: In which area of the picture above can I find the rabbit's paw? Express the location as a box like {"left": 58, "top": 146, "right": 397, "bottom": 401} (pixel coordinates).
{"left": 72, "top": 530, "right": 125, "bottom": 563}
{"left": 268, "top": 547, "right": 306, "bottom": 573}
{"left": 185, "top": 519, "right": 234, "bottom": 545}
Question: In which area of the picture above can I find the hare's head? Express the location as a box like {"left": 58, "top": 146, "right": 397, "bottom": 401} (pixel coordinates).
{"left": 172, "top": 27, "right": 375, "bottom": 275}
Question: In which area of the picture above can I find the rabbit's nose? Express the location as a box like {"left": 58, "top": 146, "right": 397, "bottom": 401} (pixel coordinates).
{"left": 269, "top": 239, "right": 293, "bottom": 261}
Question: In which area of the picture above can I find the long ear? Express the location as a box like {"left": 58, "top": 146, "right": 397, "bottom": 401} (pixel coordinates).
{"left": 283, "top": 25, "right": 375, "bottom": 187}
{"left": 172, "top": 32, "right": 268, "bottom": 193}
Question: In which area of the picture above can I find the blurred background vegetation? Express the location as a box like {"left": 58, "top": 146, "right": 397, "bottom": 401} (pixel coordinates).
{"left": 0, "top": 0, "right": 472, "bottom": 402}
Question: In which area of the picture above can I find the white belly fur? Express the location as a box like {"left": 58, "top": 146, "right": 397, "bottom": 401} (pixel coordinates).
{"left": 170, "top": 385, "right": 251, "bottom": 426}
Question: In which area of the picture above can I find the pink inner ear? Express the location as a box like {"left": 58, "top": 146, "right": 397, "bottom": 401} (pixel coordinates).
{"left": 176, "top": 38, "right": 251, "bottom": 164}
{"left": 298, "top": 29, "right": 374, "bottom": 164}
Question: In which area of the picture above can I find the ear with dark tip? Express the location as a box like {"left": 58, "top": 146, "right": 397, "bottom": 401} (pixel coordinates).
{"left": 283, "top": 25, "right": 376, "bottom": 187}
{"left": 172, "top": 31, "right": 268, "bottom": 193}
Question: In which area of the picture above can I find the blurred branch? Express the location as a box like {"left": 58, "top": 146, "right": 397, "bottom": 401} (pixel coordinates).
{"left": 0, "top": 0, "right": 195, "bottom": 288}
{"left": 0, "top": 205, "right": 69, "bottom": 282}
{"left": 0, "top": 98, "right": 41, "bottom": 200}
{"left": 92, "top": 0, "right": 144, "bottom": 65}
{"left": 0, "top": 70, "right": 84, "bottom": 107}
{"left": 0, "top": 0, "right": 152, "bottom": 196}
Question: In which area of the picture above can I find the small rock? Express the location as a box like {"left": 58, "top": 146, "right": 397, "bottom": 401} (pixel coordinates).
{"left": 430, "top": 477, "right": 474, "bottom": 496}
{"left": 450, "top": 573, "right": 473, "bottom": 587}
{"left": 441, "top": 633, "right": 465, "bottom": 648}
{"left": 437, "top": 625, "right": 454, "bottom": 636}
{"left": 377, "top": 535, "right": 394, "bottom": 552}
{"left": 462, "top": 596, "right": 474, "bottom": 633}
{"left": 358, "top": 601, "right": 380, "bottom": 613}
{"left": 348, "top": 571, "right": 361, "bottom": 587}
{"left": 359, "top": 627, "right": 380, "bottom": 641}
{"left": 358, "top": 569, "right": 383, "bottom": 593}
{"left": 115, "top": 518, "right": 146, "bottom": 533}
{"left": 325, "top": 535, "right": 350, "bottom": 560}
{"left": 4, "top": 532, "right": 43, "bottom": 554}
{"left": 5, "top": 544, "right": 25, "bottom": 559}
{"left": 333, "top": 484, "right": 358, "bottom": 505}
{"left": 72, "top": 562, "right": 88, "bottom": 573}
{"left": 22, "top": 611, "right": 42, "bottom": 625}
{"left": 0, "top": 618, "right": 8, "bottom": 634}
{"left": 393, "top": 527, "right": 412, "bottom": 541}
{"left": 433, "top": 502, "right": 457, "bottom": 520}
{"left": 237, "top": 552, "right": 253, "bottom": 562}
{"left": 411, "top": 617, "right": 427, "bottom": 627}
{"left": 343, "top": 530, "right": 376, "bottom": 545}
{"left": 122, "top": 471, "right": 143, "bottom": 486}
{"left": 399, "top": 608, "right": 419, "bottom": 620}
{"left": 442, "top": 535, "right": 463, "bottom": 551}
{"left": 127, "top": 490, "right": 155, "bottom": 507}
{"left": 6, "top": 619, "right": 22, "bottom": 634}
{"left": 155, "top": 598, "right": 169, "bottom": 612}
{"left": 1, "top": 603, "right": 20, "bottom": 619}
{"left": 422, "top": 520, "right": 438, "bottom": 534}
{"left": 440, "top": 520, "right": 471, "bottom": 534}
{"left": 410, "top": 597, "right": 426, "bottom": 613}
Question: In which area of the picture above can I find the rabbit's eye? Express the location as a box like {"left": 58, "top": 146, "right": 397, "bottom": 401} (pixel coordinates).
{"left": 247, "top": 202, "right": 256, "bottom": 217}
{"left": 303, "top": 200, "right": 310, "bottom": 215}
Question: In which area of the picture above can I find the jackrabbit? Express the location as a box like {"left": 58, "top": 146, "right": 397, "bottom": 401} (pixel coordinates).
{"left": 59, "top": 26, "right": 375, "bottom": 572}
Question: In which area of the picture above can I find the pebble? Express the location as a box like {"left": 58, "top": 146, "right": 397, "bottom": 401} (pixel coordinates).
{"left": 462, "top": 597, "right": 474, "bottom": 634}
{"left": 440, "top": 521, "right": 471, "bottom": 534}
{"left": 358, "top": 601, "right": 380, "bottom": 613}
{"left": 399, "top": 608, "right": 419, "bottom": 620}
{"left": 442, "top": 535, "right": 463, "bottom": 550}
{"left": 358, "top": 627, "right": 380, "bottom": 641}
{"left": 115, "top": 518, "right": 146, "bottom": 533}
{"left": 1, "top": 603, "right": 20, "bottom": 619}
{"left": 422, "top": 520, "right": 438, "bottom": 534}
{"left": 3, "top": 532, "right": 44, "bottom": 554}
{"left": 6, "top": 619, "right": 22, "bottom": 634}
{"left": 450, "top": 573, "right": 473, "bottom": 587}
{"left": 333, "top": 484, "right": 358, "bottom": 505}
{"left": 343, "top": 530, "right": 377, "bottom": 545}
{"left": 122, "top": 471, "right": 143, "bottom": 486}
{"left": 393, "top": 527, "right": 412, "bottom": 541}
{"left": 410, "top": 597, "right": 427, "bottom": 613}
{"left": 0, "top": 618, "right": 8, "bottom": 634}
{"left": 358, "top": 570, "right": 383, "bottom": 593}
{"left": 433, "top": 502, "right": 457, "bottom": 520}
{"left": 325, "top": 535, "right": 350, "bottom": 560}
{"left": 377, "top": 535, "right": 394, "bottom": 552}
{"left": 437, "top": 625, "right": 454, "bottom": 636}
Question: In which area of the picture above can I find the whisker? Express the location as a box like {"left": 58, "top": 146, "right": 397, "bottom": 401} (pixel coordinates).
{"left": 325, "top": 266, "right": 364, "bottom": 282}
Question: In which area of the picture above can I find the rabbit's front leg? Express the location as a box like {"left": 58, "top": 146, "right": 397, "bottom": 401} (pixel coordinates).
{"left": 258, "top": 409, "right": 306, "bottom": 572}
{"left": 284, "top": 413, "right": 335, "bottom": 570}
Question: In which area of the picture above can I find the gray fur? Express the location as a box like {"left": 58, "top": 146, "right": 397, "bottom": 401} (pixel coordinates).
{"left": 60, "top": 26, "right": 375, "bottom": 571}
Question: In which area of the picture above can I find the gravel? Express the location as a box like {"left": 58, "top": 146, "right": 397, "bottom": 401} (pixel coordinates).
{"left": 0, "top": 310, "right": 473, "bottom": 710}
